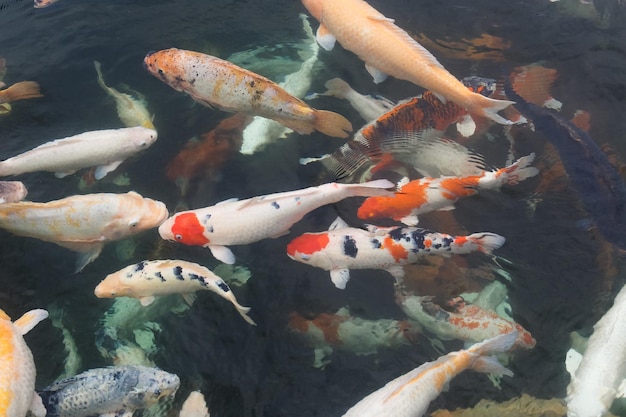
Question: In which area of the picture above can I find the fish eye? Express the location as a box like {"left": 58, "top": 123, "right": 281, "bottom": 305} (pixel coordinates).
{"left": 175, "top": 234, "right": 183, "bottom": 240}
{"left": 129, "top": 221, "right": 138, "bottom": 228}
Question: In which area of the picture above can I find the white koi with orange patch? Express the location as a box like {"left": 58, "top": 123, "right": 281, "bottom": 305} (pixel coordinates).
{"left": 287, "top": 217, "right": 505, "bottom": 289}
{"left": 358, "top": 153, "right": 538, "bottom": 225}
{"left": 0, "top": 191, "right": 168, "bottom": 271}
{"left": 0, "top": 308, "right": 48, "bottom": 417}
{"left": 144, "top": 48, "right": 352, "bottom": 138}
{"left": 158, "top": 180, "right": 394, "bottom": 265}
{"left": 341, "top": 331, "right": 516, "bottom": 417}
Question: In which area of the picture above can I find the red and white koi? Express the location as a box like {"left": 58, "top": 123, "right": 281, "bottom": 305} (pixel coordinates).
{"left": 0, "top": 191, "right": 168, "bottom": 271}
{"left": 287, "top": 217, "right": 505, "bottom": 289}
{"left": 94, "top": 259, "right": 256, "bottom": 325}
{"left": 341, "top": 331, "right": 516, "bottom": 417}
{"left": 0, "top": 308, "right": 48, "bottom": 417}
{"left": 144, "top": 48, "right": 352, "bottom": 138}
{"left": 397, "top": 295, "right": 536, "bottom": 350}
{"left": 357, "top": 153, "right": 538, "bottom": 225}
{"left": 158, "top": 179, "right": 394, "bottom": 265}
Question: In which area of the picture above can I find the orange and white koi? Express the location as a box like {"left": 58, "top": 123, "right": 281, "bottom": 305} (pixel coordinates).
{"left": 287, "top": 217, "right": 505, "bottom": 289}
{"left": 158, "top": 179, "right": 394, "bottom": 265}
{"left": 301, "top": 0, "right": 514, "bottom": 124}
{"left": 0, "top": 191, "right": 168, "bottom": 271}
{"left": 95, "top": 259, "right": 256, "bottom": 325}
{"left": 340, "top": 331, "right": 516, "bottom": 417}
{"left": 357, "top": 153, "right": 539, "bottom": 225}
{"left": 144, "top": 48, "right": 352, "bottom": 138}
{"left": 398, "top": 295, "right": 536, "bottom": 350}
{"left": 0, "top": 308, "right": 48, "bottom": 417}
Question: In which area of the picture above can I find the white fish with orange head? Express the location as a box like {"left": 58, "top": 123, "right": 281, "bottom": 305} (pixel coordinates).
{"left": 301, "top": 0, "right": 514, "bottom": 124}
{"left": 0, "top": 308, "right": 48, "bottom": 417}
{"left": 143, "top": 48, "right": 353, "bottom": 138}
{"left": 95, "top": 259, "right": 256, "bottom": 325}
{"left": 0, "top": 126, "right": 157, "bottom": 180}
{"left": 158, "top": 179, "right": 394, "bottom": 265}
{"left": 0, "top": 191, "right": 168, "bottom": 271}
{"left": 341, "top": 331, "right": 516, "bottom": 417}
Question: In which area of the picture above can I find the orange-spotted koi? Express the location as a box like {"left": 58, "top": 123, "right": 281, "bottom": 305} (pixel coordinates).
{"left": 143, "top": 48, "right": 352, "bottom": 138}
{"left": 340, "top": 331, "right": 516, "bottom": 417}
{"left": 301, "top": 0, "right": 514, "bottom": 124}
{"left": 0, "top": 308, "right": 48, "bottom": 417}
{"left": 287, "top": 217, "right": 505, "bottom": 289}
{"left": 398, "top": 295, "right": 536, "bottom": 350}
{"left": 158, "top": 179, "right": 394, "bottom": 265}
{"left": 357, "top": 153, "right": 539, "bottom": 225}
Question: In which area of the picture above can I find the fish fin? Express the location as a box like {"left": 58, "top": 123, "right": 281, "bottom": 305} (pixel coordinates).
{"left": 437, "top": 205, "right": 455, "bottom": 211}
{"left": 468, "top": 232, "right": 506, "bottom": 254}
{"left": 139, "top": 296, "right": 156, "bottom": 306}
{"left": 365, "top": 63, "right": 388, "bottom": 84}
{"left": 216, "top": 197, "right": 239, "bottom": 205}
{"left": 386, "top": 265, "right": 405, "bottom": 282}
{"left": 503, "top": 153, "right": 539, "bottom": 185}
{"left": 181, "top": 293, "right": 196, "bottom": 306}
{"left": 316, "top": 24, "right": 336, "bottom": 51}
{"left": 565, "top": 347, "right": 583, "bottom": 377}
{"left": 311, "top": 109, "right": 353, "bottom": 138}
{"left": 470, "top": 95, "right": 515, "bottom": 125}
{"left": 471, "top": 355, "right": 513, "bottom": 377}
{"left": 209, "top": 245, "right": 236, "bottom": 264}
{"left": 343, "top": 179, "right": 394, "bottom": 197}
{"left": 321, "top": 78, "right": 352, "bottom": 98}
{"left": 400, "top": 214, "right": 419, "bottom": 226}
{"left": 0, "top": 81, "right": 43, "bottom": 102}
{"left": 54, "top": 171, "right": 76, "bottom": 178}
{"left": 617, "top": 379, "right": 626, "bottom": 398}
{"left": 329, "top": 216, "right": 348, "bottom": 230}
{"left": 14, "top": 309, "right": 48, "bottom": 335}
{"left": 75, "top": 244, "right": 104, "bottom": 272}
{"left": 94, "top": 161, "right": 124, "bottom": 180}
{"left": 29, "top": 393, "right": 46, "bottom": 417}
{"left": 299, "top": 154, "right": 330, "bottom": 165}
{"left": 330, "top": 268, "right": 350, "bottom": 289}
{"left": 397, "top": 177, "right": 410, "bottom": 188}
{"left": 237, "top": 306, "right": 257, "bottom": 326}
{"left": 456, "top": 114, "right": 477, "bottom": 137}
{"left": 367, "top": 15, "right": 395, "bottom": 23}
{"left": 433, "top": 91, "right": 447, "bottom": 104}
{"left": 469, "top": 330, "right": 518, "bottom": 356}
{"left": 364, "top": 224, "right": 395, "bottom": 235}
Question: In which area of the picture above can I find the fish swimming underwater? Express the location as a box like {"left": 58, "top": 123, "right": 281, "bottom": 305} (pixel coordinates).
{"left": 301, "top": 0, "right": 514, "bottom": 124}
{"left": 158, "top": 179, "right": 394, "bottom": 264}
{"left": 144, "top": 48, "right": 353, "bottom": 138}
{"left": 0, "top": 308, "right": 48, "bottom": 417}
{"left": 341, "top": 331, "right": 517, "bottom": 417}
{"left": 94, "top": 259, "right": 256, "bottom": 325}
{"left": 566, "top": 283, "right": 626, "bottom": 417}
{"left": 504, "top": 74, "right": 626, "bottom": 250}
{"left": 33, "top": 0, "right": 60, "bottom": 7}
{"left": 94, "top": 61, "right": 155, "bottom": 129}
{"left": 0, "top": 126, "right": 157, "bottom": 180}
{"left": 287, "top": 217, "right": 505, "bottom": 289}
{"left": 357, "top": 153, "right": 538, "bottom": 225}
{"left": 0, "top": 81, "right": 43, "bottom": 104}
{"left": 38, "top": 365, "right": 180, "bottom": 417}
{"left": 0, "top": 180, "right": 27, "bottom": 203}
{"left": 0, "top": 191, "right": 168, "bottom": 271}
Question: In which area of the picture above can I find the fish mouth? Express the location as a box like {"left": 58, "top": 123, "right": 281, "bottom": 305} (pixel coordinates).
{"left": 143, "top": 51, "right": 156, "bottom": 69}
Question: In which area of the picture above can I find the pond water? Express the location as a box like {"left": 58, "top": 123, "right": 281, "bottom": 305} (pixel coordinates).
{"left": 1, "top": 0, "right": 626, "bottom": 416}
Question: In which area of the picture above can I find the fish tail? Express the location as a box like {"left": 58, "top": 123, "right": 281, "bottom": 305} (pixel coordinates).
{"left": 467, "top": 232, "right": 506, "bottom": 254}
{"left": 312, "top": 109, "right": 353, "bottom": 138}
{"left": 469, "top": 94, "right": 515, "bottom": 125}
{"left": 321, "top": 78, "right": 352, "bottom": 99}
{"left": 465, "top": 331, "right": 517, "bottom": 377}
{"left": 0, "top": 81, "right": 43, "bottom": 103}
{"left": 236, "top": 304, "right": 257, "bottom": 326}
{"left": 93, "top": 60, "right": 109, "bottom": 90}
{"left": 501, "top": 152, "right": 539, "bottom": 185}
{"left": 343, "top": 178, "right": 395, "bottom": 197}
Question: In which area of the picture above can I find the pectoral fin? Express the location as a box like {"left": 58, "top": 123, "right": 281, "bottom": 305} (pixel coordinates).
{"left": 75, "top": 243, "right": 105, "bottom": 272}
{"left": 456, "top": 114, "right": 477, "bottom": 137}
{"left": 316, "top": 24, "right": 336, "bottom": 51}
{"left": 55, "top": 171, "right": 77, "bottom": 178}
{"left": 182, "top": 293, "right": 197, "bottom": 306}
{"left": 94, "top": 160, "right": 124, "bottom": 180}
{"left": 400, "top": 214, "right": 419, "bottom": 226}
{"left": 29, "top": 393, "right": 46, "bottom": 417}
{"left": 330, "top": 268, "right": 350, "bottom": 289}
{"left": 209, "top": 245, "right": 236, "bottom": 264}
{"left": 139, "top": 296, "right": 156, "bottom": 306}
{"left": 365, "top": 64, "right": 388, "bottom": 84}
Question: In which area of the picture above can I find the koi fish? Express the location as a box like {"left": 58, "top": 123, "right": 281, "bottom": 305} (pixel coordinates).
{"left": 38, "top": 365, "right": 180, "bottom": 417}
{"left": 357, "top": 153, "right": 539, "bottom": 225}
{"left": 0, "top": 180, "right": 27, "bottom": 203}
{"left": 94, "top": 259, "right": 256, "bottom": 325}
{"left": 158, "top": 179, "right": 394, "bottom": 264}
{"left": 341, "top": 331, "right": 516, "bottom": 417}
{"left": 0, "top": 191, "right": 168, "bottom": 271}
{"left": 0, "top": 81, "right": 43, "bottom": 104}
{"left": 300, "top": 77, "right": 496, "bottom": 182}
{"left": 397, "top": 295, "right": 536, "bottom": 350}
{"left": 0, "top": 126, "right": 157, "bottom": 180}
{"left": 144, "top": 48, "right": 353, "bottom": 138}
{"left": 566, "top": 283, "right": 626, "bottom": 417}
{"left": 505, "top": 73, "right": 626, "bottom": 250}
{"left": 301, "top": 0, "right": 514, "bottom": 124}
{"left": 94, "top": 61, "right": 155, "bottom": 129}
{"left": 0, "top": 308, "right": 48, "bottom": 417}
{"left": 287, "top": 217, "right": 505, "bottom": 289}
{"left": 34, "top": 0, "right": 59, "bottom": 7}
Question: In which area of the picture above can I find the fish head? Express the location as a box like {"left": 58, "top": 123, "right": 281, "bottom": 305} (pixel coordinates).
{"left": 143, "top": 49, "right": 191, "bottom": 92}
{"left": 128, "top": 127, "right": 158, "bottom": 150}
{"left": 158, "top": 212, "right": 210, "bottom": 247}
{"left": 101, "top": 193, "right": 168, "bottom": 241}
{"left": 94, "top": 271, "right": 133, "bottom": 299}
{"left": 124, "top": 367, "right": 180, "bottom": 408}
{"left": 287, "top": 232, "right": 333, "bottom": 267}
{"left": 301, "top": 0, "right": 323, "bottom": 21}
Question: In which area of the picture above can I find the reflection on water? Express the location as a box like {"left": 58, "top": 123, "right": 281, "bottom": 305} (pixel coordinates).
{"left": 1, "top": 0, "right": 626, "bottom": 416}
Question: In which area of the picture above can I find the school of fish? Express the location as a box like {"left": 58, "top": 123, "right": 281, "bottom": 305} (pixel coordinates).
{"left": 2, "top": 1, "right": 624, "bottom": 416}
